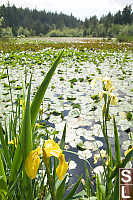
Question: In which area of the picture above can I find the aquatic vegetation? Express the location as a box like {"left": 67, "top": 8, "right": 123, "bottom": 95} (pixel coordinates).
{"left": 0, "top": 38, "right": 133, "bottom": 199}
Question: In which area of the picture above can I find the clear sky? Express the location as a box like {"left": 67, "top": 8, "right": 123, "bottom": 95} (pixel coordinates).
{"left": 0, "top": 0, "right": 133, "bottom": 20}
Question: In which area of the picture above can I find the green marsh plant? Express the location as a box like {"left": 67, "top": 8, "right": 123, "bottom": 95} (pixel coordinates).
{"left": 81, "top": 76, "right": 133, "bottom": 200}
{"left": 0, "top": 50, "right": 82, "bottom": 199}
{"left": 1, "top": 49, "right": 133, "bottom": 200}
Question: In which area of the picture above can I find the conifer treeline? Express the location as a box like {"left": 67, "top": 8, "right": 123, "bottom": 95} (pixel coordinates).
{"left": 0, "top": 4, "right": 82, "bottom": 36}
{"left": 0, "top": 4, "right": 133, "bottom": 38}
{"left": 83, "top": 5, "right": 133, "bottom": 37}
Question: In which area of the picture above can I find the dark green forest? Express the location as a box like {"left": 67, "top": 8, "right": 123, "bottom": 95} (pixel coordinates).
{"left": 0, "top": 3, "right": 133, "bottom": 40}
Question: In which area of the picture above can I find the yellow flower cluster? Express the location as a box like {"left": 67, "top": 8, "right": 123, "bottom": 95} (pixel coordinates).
{"left": 102, "top": 77, "right": 113, "bottom": 91}
{"left": 91, "top": 76, "right": 113, "bottom": 90}
{"left": 110, "top": 93, "right": 118, "bottom": 105}
{"left": 24, "top": 140, "right": 68, "bottom": 180}
{"left": 99, "top": 91, "right": 118, "bottom": 105}
{"left": 94, "top": 149, "right": 108, "bottom": 164}
{"left": 91, "top": 76, "right": 118, "bottom": 105}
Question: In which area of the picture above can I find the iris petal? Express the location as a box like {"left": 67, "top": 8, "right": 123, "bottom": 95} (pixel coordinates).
{"left": 44, "top": 139, "right": 62, "bottom": 158}
{"left": 24, "top": 147, "right": 41, "bottom": 179}
{"left": 56, "top": 154, "right": 68, "bottom": 180}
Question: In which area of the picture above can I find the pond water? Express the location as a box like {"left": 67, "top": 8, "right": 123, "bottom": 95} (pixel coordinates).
{"left": 0, "top": 47, "right": 133, "bottom": 185}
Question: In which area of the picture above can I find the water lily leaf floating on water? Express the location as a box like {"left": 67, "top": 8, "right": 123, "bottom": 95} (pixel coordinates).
{"left": 126, "top": 112, "right": 133, "bottom": 121}
{"left": 3, "top": 83, "right": 10, "bottom": 88}
{"left": 78, "top": 149, "right": 92, "bottom": 160}
{"left": 69, "top": 160, "right": 77, "bottom": 170}
{"left": 83, "top": 140, "right": 103, "bottom": 151}
{"left": 69, "top": 108, "right": 80, "bottom": 118}
{"left": 77, "top": 142, "right": 87, "bottom": 151}
{"left": 91, "top": 94, "right": 100, "bottom": 103}
{"left": 67, "top": 96, "right": 76, "bottom": 101}
{"left": 35, "top": 120, "right": 55, "bottom": 128}
{"left": 0, "top": 73, "right": 8, "bottom": 80}
{"left": 72, "top": 103, "right": 81, "bottom": 110}
{"left": 14, "top": 85, "right": 23, "bottom": 90}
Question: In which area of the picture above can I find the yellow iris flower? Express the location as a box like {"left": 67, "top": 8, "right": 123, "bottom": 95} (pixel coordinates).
{"left": 94, "top": 149, "right": 107, "bottom": 164}
{"left": 91, "top": 76, "right": 113, "bottom": 91}
{"left": 43, "top": 140, "right": 68, "bottom": 180}
{"left": 8, "top": 137, "right": 18, "bottom": 148}
{"left": 24, "top": 140, "right": 68, "bottom": 181}
{"left": 98, "top": 91, "right": 118, "bottom": 105}
{"left": 24, "top": 147, "right": 42, "bottom": 179}
{"left": 56, "top": 154, "right": 68, "bottom": 180}
{"left": 102, "top": 77, "right": 112, "bottom": 91}
{"left": 43, "top": 139, "right": 62, "bottom": 158}
{"left": 98, "top": 91, "right": 103, "bottom": 100}
{"left": 110, "top": 94, "right": 118, "bottom": 105}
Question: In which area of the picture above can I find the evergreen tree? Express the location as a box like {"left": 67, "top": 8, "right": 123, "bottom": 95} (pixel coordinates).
{"left": 0, "top": 3, "right": 132, "bottom": 37}
{"left": 114, "top": 11, "right": 122, "bottom": 24}
{"left": 122, "top": 5, "right": 132, "bottom": 24}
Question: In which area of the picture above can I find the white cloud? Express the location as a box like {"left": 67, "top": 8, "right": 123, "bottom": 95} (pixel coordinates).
{"left": 113, "top": 0, "right": 133, "bottom": 7}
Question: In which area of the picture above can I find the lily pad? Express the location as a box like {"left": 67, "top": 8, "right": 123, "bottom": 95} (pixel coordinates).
{"left": 69, "top": 108, "right": 80, "bottom": 118}
{"left": 77, "top": 142, "right": 87, "bottom": 151}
